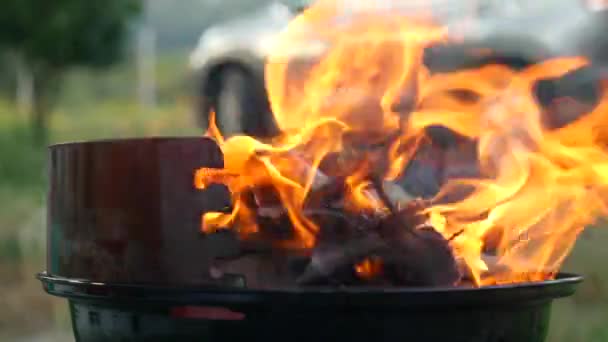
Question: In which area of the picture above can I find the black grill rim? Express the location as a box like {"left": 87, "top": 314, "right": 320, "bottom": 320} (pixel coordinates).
{"left": 37, "top": 272, "right": 582, "bottom": 309}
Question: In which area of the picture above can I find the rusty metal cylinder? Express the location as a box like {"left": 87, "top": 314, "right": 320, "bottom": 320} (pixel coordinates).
{"left": 47, "top": 137, "right": 235, "bottom": 285}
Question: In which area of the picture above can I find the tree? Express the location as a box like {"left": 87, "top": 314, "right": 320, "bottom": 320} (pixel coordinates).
{"left": 0, "top": 0, "right": 142, "bottom": 142}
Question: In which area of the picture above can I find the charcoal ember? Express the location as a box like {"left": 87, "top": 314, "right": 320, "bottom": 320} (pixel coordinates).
{"left": 240, "top": 187, "right": 297, "bottom": 243}
{"left": 343, "top": 131, "right": 402, "bottom": 152}
{"left": 376, "top": 202, "right": 461, "bottom": 287}
{"left": 482, "top": 225, "right": 504, "bottom": 255}
{"left": 396, "top": 142, "right": 445, "bottom": 199}
{"left": 205, "top": 269, "right": 247, "bottom": 288}
{"left": 317, "top": 139, "right": 394, "bottom": 180}
{"left": 287, "top": 254, "right": 312, "bottom": 276}
{"left": 390, "top": 88, "right": 418, "bottom": 115}
{"left": 456, "top": 253, "right": 493, "bottom": 284}
{"left": 247, "top": 204, "right": 371, "bottom": 252}
{"left": 300, "top": 210, "right": 379, "bottom": 283}
{"left": 297, "top": 196, "right": 461, "bottom": 287}
{"left": 297, "top": 225, "right": 460, "bottom": 287}
{"left": 543, "top": 97, "right": 596, "bottom": 130}
{"left": 248, "top": 185, "right": 282, "bottom": 209}
{"left": 308, "top": 208, "right": 377, "bottom": 240}
{"left": 378, "top": 226, "right": 461, "bottom": 286}
{"left": 297, "top": 234, "right": 386, "bottom": 285}
{"left": 210, "top": 255, "right": 267, "bottom": 287}
{"left": 433, "top": 138, "right": 480, "bottom": 204}
{"left": 235, "top": 232, "right": 284, "bottom": 254}
{"left": 303, "top": 176, "right": 347, "bottom": 210}
{"left": 395, "top": 127, "right": 483, "bottom": 202}
{"left": 255, "top": 211, "right": 296, "bottom": 242}
{"left": 378, "top": 199, "right": 431, "bottom": 232}
{"left": 210, "top": 253, "right": 300, "bottom": 288}
{"left": 318, "top": 150, "right": 366, "bottom": 178}
{"left": 441, "top": 138, "right": 479, "bottom": 181}
{"left": 253, "top": 152, "right": 354, "bottom": 211}
{"left": 256, "top": 148, "right": 313, "bottom": 174}
{"left": 389, "top": 62, "right": 420, "bottom": 117}
{"left": 424, "top": 125, "right": 460, "bottom": 148}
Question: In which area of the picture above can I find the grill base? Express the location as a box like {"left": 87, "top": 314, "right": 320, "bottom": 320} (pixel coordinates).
{"left": 39, "top": 272, "right": 582, "bottom": 342}
{"left": 68, "top": 299, "right": 552, "bottom": 342}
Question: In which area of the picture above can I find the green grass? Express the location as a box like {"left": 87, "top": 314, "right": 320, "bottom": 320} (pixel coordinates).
{"left": 60, "top": 49, "right": 193, "bottom": 108}
{"left": 547, "top": 228, "right": 608, "bottom": 341}
{"left": 0, "top": 107, "right": 46, "bottom": 191}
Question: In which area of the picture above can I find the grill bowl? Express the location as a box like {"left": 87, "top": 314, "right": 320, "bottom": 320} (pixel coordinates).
{"left": 38, "top": 272, "right": 582, "bottom": 342}
{"left": 41, "top": 138, "right": 583, "bottom": 341}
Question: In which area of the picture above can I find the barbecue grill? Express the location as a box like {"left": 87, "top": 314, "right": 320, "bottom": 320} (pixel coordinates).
{"left": 38, "top": 137, "right": 582, "bottom": 342}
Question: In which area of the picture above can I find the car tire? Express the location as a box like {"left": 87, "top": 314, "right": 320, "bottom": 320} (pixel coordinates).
{"left": 214, "top": 68, "right": 276, "bottom": 138}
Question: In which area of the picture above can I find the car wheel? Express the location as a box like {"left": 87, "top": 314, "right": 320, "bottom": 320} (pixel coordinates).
{"left": 214, "top": 68, "right": 276, "bottom": 138}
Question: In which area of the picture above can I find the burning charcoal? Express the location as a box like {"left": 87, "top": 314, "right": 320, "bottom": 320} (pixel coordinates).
{"left": 432, "top": 138, "right": 481, "bottom": 204}
{"left": 297, "top": 234, "right": 386, "bottom": 285}
{"left": 441, "top": 138, "right": 479, "bottom": 181}
{"left": 210, "top": 255, "right": 268, "bottom": 288}
{"left": 424, "top": 125, "right": 460, "bottom": 148}
{"left": 376, "top": 202, "right": 461, "bottom": 286}
{"left": 211, "top": 252, "right": 302, "bottom": 288}
{"left": 353, "top": 257, "right": 391, "bottom": 286}
{"left": 389, "top": 64, "right": 419, "bottom": 117}
{"left": 543, "top": 96, "right": 597, "bottom": 130}
{"left": 254, "top": 205, "right": 363, "bottom": 246}
{"left": 298, "top": 202, "right": 461, "bottom": 287}
{"left": 396, "top": 142, "right": 445, "bottom": 199}
{"left": 482, "top": 225, "right": 504, "bottom": 255}
{"left": 287, "top": 254, "right": 312, "bottom": 277}
{"left": 381, "top": 181, "right": 415, "bottom": 210}
{"left": 239, "top": 188, "right": 298, "bottom": 243}
{"left": 206, "top": 269, "right": 247, "bottom": 288}
{"left": 255, "top": 212, "right": 297, "bottom": 242}
{"left": 318, "top": 150, "right": 365, "bottom": 178}
{"left": 303, "top": 176, "right": 347, "bottom": 210}
{"left": 377, "top": 199, "right": 431, "bottom": 232}
{"left": 379, "top": 226, "right": 461, "bottom": 286}
{"left": 307, "top": 208, "right": 375, "bottom": 240}
{"left": 235, "top": 233, "right": 281, "bottom": 255}
{"left": 390, "top": 91, "right": 418, "bottom": 115}
{"left": 249, "top": 185, "right": 282, "bottom": 209}
{"left": 255, "top": 149, "right": 332, "bottom": 190}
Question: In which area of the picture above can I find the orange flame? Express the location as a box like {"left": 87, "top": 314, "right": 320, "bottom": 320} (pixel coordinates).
{"left": 205, "top": 109, "right": 224, "bottom": 145}
{"left": 195, "top": 0, "right": 608, "bottom": 286}
{"left": 355, "top": 258, "right": 384, "bottom": 280}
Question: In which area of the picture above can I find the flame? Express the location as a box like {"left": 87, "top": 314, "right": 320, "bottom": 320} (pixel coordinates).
{"left": 196, "top": 0, "right": 608, "bottom": 286}
{"left": 205, "top": 110, "right": 224, "bottom": 145}
{"left": 355, "top": 258, "right": 384, "bottom": 280}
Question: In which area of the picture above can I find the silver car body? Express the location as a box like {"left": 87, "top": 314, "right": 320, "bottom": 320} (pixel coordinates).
{"left": 190, "top": 0, "right": 608, "bottom": 118}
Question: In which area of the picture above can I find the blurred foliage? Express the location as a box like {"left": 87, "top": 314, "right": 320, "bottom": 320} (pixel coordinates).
{"left": 0, "top": 0, "right": 141, "bottom": 69}
{"left": 0, "top": 103, "right": 46, "bottom": 190}
{"left": 0, "top": 54, "right": 15, "bottom": 96}
{"left": 0, "top": 0, "right": 142, "bottom": 142}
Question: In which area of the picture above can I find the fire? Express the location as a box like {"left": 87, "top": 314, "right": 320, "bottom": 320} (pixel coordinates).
{"left": 196, "top": 0, "right": 608, "bottom": 286}
{"left": 355, "top": 258, "right": 384, "bottom": 280}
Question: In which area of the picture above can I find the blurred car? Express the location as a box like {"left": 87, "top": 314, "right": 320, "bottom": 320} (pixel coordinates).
{"left": 190, "top": 0, "right": 608, "bottom": 136}
{"left": 189, "top": 1, "right": 302, "bottom": 136}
